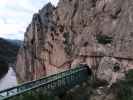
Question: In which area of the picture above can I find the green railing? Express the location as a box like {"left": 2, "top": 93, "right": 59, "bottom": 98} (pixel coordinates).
{"left": 0, "top": 64, "right": 91, "bottom": 100}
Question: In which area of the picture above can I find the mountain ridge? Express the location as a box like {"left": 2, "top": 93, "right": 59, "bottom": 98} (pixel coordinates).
{"left": 0, "top": 37, "right": 22, "bottom": 78}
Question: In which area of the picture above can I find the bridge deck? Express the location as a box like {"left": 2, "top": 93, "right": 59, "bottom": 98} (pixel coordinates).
{"left": 0, "top": 64, "right": 91, "bottom": 100}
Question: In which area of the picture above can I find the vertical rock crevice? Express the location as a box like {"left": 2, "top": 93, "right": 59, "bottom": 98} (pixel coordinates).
{"left": 16, "top": 0, "right": 133, "bottom": 83}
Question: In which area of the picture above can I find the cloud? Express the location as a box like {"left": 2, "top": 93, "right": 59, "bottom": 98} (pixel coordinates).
{"left": 0, "top": 0, "right": 59, "bottom": 40}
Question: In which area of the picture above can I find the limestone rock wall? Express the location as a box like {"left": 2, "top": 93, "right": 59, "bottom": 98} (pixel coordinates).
{"left": 16, "top": 0, "right": 133, "bottom": 82}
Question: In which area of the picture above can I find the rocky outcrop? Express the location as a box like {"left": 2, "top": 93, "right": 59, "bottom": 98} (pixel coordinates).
{"left": 16, "top": 0, "right": 133, "bottom": 82}
{"left": 96, "top": 57, "right": 125, "bottom": 86}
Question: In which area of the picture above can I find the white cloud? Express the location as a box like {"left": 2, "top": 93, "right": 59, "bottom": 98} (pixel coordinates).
{"left": 0, "top": 0, "right": 59, "bottom": 40}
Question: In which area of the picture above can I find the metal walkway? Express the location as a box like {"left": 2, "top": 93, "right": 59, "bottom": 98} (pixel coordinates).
{"left": 0, "top": 64, "right": 91, "bottom": 100}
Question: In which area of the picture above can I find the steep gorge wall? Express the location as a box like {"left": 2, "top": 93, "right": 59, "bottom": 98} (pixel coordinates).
{"left": 16, "top": 0, "right": 133, "bottom": 82}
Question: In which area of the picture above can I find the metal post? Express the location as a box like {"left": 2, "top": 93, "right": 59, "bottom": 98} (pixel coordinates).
{"left": 7, "top": 91, "right": 9, "bottom": 96}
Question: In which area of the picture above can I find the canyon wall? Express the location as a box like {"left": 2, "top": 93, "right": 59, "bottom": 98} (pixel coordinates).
{"left": 16, "top": 0, "right": 133, "bottom": 82}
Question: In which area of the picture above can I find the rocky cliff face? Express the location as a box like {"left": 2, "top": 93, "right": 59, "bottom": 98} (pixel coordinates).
{"left": 16, "top": 0, "right": 133, "bottom": 83}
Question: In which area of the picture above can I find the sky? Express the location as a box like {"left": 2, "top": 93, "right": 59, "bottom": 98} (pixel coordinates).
{"left": 0, "top": 0, "right": 59, "bottom": 40}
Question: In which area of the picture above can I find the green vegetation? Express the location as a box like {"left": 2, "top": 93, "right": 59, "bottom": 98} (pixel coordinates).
{"left": 96, "top": 34, "right": 113, "bottom": 45}
{"left": 114, "top": 70, "right": 133, "bottom": 100}
{"left": 10, "top": 90, "right": 59, "bottom": 100}
{"left": 63, "top": 32, "right": 74, "bottom": 56}
{"left": 0, "top": 59, "right": 9, "bottom": 79}
{"left": 0, "top": 38, "right": 20, "bottom": 64}
{"left": 0, "top": 38, "right": 21, "bottom": 79}
{"left": 125, "top": 70, "right": 133, "bottom": 80}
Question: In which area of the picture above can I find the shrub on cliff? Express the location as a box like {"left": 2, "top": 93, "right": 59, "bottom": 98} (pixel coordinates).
{"left": 96, "top": 34, "right": 113, "bottom": 45}
{"left": 114, "top": 70, "right": 133, "bottom": 100}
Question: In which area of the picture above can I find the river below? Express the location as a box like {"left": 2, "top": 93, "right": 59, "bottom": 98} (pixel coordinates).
{"left": 0, "top": 67, "right": 17, "bottom": 91}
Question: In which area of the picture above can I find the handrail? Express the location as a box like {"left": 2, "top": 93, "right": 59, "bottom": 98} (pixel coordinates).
{"left": 4, "top": 67, "right": 87, "bottom": 99}
{"left": 0, "top": 65, "right": 81, "bottom": 94}
{"left": 0, "top": 64, "right": 90, "bottom": 100}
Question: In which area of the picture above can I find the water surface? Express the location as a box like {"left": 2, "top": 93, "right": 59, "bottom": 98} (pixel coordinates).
{"left": 0, "top": 67, "right": 17, "bottom": 91}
